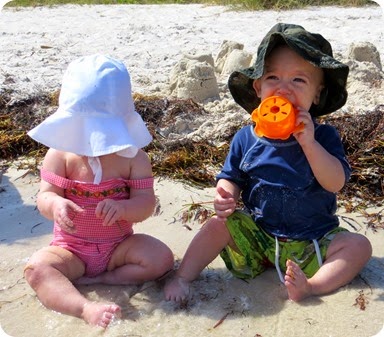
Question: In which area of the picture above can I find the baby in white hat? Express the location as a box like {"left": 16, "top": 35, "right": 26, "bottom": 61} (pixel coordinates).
{"left": 25, "top": 54, "right": 174, "bottom": 328}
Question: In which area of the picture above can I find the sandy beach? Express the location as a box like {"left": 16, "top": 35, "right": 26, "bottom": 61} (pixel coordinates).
{"left": 0, "top": 3, "right": 383, "bottom": 337}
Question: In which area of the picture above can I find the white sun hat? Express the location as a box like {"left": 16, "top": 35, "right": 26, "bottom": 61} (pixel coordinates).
{"left": 28, "top": 54, "right": 152, "bottom": 159}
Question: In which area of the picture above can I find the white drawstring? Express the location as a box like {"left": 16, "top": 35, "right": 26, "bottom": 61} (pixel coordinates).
{"left": 312, "top": 239, "right": 323, "bottom": 267}
{"left": 275, "top": 236, "right": 285, "bottom": 284}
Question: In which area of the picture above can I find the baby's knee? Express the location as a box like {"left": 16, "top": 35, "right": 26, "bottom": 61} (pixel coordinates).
{"left": 347, "top": 232, "right": 372, "bottom": 255}
{"left": 357, "top": 234, "right": 372, "bottom": 258}
{"left": 153, "top": 245, "right": 174, "bottom": 276}
{"left": 205, "top": 215, "right": 231, "bottom": 233}
{"left": 23, "top": 251, "right": 61, "bottom": 287}
{"left": 333, "top": 232, "right": 372, "bottom": 260}
{"left": 23, "top": 260, "right": 43, "bottom": 288}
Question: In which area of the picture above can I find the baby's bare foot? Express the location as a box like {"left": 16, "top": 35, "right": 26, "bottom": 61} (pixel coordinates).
{"left": 284, "top": 259, "right": 312, "bottom": 302}
{"left": 164, "top": 276, "right": 191, "bottom": 302}
{"left": 81, "top": 302, "right": 121, "bottom": 328}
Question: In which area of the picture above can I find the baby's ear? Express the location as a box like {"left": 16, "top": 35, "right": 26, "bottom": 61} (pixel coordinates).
{"left": 313, "top": 85, "right": 325, "bottom": 105}
{"left": 252, "top": 79, "right": 262, "bottom": 98}
{"left": 312, "top": 87, "right": 328, "bottom": 114}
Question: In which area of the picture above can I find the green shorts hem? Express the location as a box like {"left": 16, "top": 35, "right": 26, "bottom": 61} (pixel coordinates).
{"left": 220, "top": 210, "right": 348, "bottom": 279}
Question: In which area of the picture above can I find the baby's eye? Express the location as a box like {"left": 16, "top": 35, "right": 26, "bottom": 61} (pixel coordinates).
{"left": 265, "top": 75, "right": 278, "bottom": 80}
{"left": 293, "top": 77, "right": 306, "bottom": 83}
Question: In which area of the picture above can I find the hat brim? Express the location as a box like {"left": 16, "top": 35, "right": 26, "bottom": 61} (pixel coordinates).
{"left": 28, "top": 108, "right": 152, "bottom": 157}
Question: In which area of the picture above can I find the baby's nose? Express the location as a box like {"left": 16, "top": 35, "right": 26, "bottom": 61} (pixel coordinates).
{"left": 276, "top": 83, "right": 291, "bottom": 96}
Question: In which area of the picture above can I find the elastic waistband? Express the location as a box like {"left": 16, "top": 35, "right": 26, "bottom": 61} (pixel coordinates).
{"left": 276, "top": 236, "right": 293, "bottom": 242}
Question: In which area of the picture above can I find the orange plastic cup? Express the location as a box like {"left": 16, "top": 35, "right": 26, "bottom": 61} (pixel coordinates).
{"left": 251, "top": 96, "right": 303, "bottom": 140}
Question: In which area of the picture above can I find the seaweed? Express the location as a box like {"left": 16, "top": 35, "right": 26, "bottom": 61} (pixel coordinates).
{"left": 0, "top": 92, "right": 383, "bottom": 217}
{"left": 0, "top": 90, "right": 56, "bottom": 161}
{"left": 320, "top": 106, "right": 384, "bottom": 210}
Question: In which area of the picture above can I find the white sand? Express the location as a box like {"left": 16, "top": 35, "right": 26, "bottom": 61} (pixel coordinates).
{"left": 0, "top": 4, "right": 384, "bottom": 337}
{"left": 0, "top": 4, "right": 383, "bottom": 112}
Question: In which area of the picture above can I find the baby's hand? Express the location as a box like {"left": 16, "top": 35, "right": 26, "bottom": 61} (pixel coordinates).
{"left": 293, "top": 107, "right": 315, "bottom": 146}
{"left": 53, "top": 199, "right": 83, "bottom": 233}
{"left": 214, "top": 186, "right": 236, "bottom": 220}
{"left": 95, "top": 199, "right": 125, "bottom": 227}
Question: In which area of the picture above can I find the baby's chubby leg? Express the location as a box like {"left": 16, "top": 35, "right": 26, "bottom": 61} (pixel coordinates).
{"left": 285, "top": 232, "right": 372, "bottom": 302}
{"left": 24, "top": 246, "right": 121, "bottom": 328}
{"left": 164, "top": 216, "right": 234, "bottom": 302}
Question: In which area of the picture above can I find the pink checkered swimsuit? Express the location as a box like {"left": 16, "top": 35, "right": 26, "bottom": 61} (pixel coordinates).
{"left": 41, "top": 168, "right": 154, "bottom": 277}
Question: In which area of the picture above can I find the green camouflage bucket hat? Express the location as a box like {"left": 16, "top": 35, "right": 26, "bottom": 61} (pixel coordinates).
{"left": 228, "top": 23, "right": 349, "bottom": 117}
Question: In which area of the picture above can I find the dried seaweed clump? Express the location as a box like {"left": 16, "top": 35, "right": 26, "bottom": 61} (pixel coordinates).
{"left": 1, "top": 91, "right": 383, "bottom": 209}
{"left": 0, "top": 90, "right": 57, "bottom": 162}
{"left": 151, "top": 140, "right": 228, "bottom": 186}
{"left": 133, "top": 94, "right": 230, "bottom": 186}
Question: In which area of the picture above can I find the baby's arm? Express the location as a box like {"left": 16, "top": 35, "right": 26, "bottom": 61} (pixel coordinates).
{"left": 37, "top": 149, "right": 84, "bottom": 232}
{"left": 301, "top": 139, "right": 345, "bottom": 192}
{"left": 95, "top": 149, "right": 156, "bottom": 226}
{"left": 294, "top": 108, "right": 346, "bottom": 192}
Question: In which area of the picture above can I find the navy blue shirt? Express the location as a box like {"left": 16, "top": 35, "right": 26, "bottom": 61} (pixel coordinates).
{"left": 217, "top": 123, "right": 351, "bottom": 240}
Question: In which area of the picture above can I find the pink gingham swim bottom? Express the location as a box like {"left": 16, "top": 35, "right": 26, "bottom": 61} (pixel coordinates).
{"left": 51, "top": 233, "right": 130, "bottom": 277}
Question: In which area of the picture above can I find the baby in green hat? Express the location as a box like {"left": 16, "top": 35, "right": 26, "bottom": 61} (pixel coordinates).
{"left": 164, "top": 23, "right": 372, "bottom": 303}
